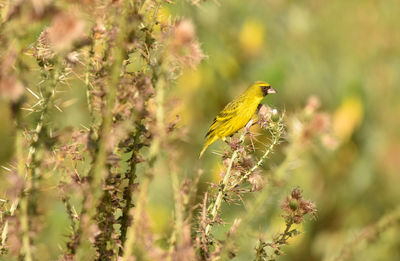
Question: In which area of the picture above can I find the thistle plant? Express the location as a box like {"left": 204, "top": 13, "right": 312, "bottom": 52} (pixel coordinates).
{"left": 197, "top": 106, "right": 288, "bottom": 258}
{"left": 255, "top": 188, "right": 316, "bottom": 261}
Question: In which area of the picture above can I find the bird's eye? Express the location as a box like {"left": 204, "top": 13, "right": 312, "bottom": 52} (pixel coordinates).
{"left": 260, "top": 85, "right": 270, "bottom": 96}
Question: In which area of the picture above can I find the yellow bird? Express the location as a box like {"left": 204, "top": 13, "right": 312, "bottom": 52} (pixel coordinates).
{"left": 199, "top": 81, "right": 276, "bottom": 158}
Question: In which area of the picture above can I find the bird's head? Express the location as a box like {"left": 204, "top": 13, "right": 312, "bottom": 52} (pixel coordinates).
{"left": 249, "top": 81, "right": 276, "bottom": 97}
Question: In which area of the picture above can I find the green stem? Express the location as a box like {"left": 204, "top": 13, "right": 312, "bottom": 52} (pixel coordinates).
{"left": 172, "top": 171, "right": 184, "bottom": 245}
{"left": 85, "top": 48, "right": 94, "bottom": 123}
{"left": 89, "top": 0, "right": 128, "bottom": 200}
{"left": 119, "top": 139, "right": 140, "bottom": 253}
{"left": 20, "top": 60, "right": 60, "bottom": 259}
{"left": 16, "top": 131, "right": 32, "bottom": 261}
{"left": 122, "top": 176, "right": 151, "bottom": 261}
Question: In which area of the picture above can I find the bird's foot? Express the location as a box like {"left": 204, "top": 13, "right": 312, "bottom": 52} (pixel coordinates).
{"left": 244, "top": 119, "right": 254, "bottom": 134}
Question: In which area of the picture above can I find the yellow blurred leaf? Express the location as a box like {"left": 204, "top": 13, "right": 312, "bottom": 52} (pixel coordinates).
{"left": 157, "top": 6, "right": 171, "bottom": 25}
{"left": 333, "top": 97, "right": 364, "bottom": 140}
{"left": 239, "top": 19, "right": 265, "bottom": 56}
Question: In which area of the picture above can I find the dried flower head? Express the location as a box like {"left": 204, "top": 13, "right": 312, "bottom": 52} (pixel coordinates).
{"left": 65, "top": 51, "right": 80, "bottom": 64}
{"left": 304, "top": 95, "right": 321, "bottom": 116}
{"left": 47, "top": 11, "right": 85, "bottom": 51}
{"left": 248, "top": 173, "right": 264, "bottom": 191}
{"left": 33, "top": 29, "right": 54, "bottom": 61}
{"left": 0, "top": 75, "right": 24, "bottom": 101}
{"left": 321, "top": 134, "right": 339, "bottom": 150}
{"left": 0, "top": 53, "right": 24, "bottom": 101}
{"left": 258, "top": 105, "right": 278, "bottom": 128}
{"left": 169, "top": 19, "right": 204, "bottom": 68}
{"left": 290, "top": 187, "right": 302, "bottom": 200}
{"left": 310, "top": 113, "right": 331, "bottom": 133}
{"left": 92, "top": 22, "right": 107, "bottom": 39}
{"left": 281, "top": 187, "right": 316, "bottom": 224}
{"left": 297, "top": 97, "right": 339, "bottom": 149}
{"left": 173, "top": 20, "right": 195, "bottom": 46}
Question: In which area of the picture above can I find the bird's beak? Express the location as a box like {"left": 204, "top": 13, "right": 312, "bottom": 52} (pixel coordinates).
{"left": 267, "top": 87, "right": 276, "bottom": 94}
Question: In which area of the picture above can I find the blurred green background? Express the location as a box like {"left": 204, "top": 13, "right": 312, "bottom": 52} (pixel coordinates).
{"left": 1, "top": 0, "right": 400, "bottom": 260}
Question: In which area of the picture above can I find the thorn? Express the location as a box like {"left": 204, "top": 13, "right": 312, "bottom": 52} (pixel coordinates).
{"left": 79, "top": 124, "right": 90, "bottom": 131}
{"left": 211, "top": 150, "right": 224, "bottom": 157}
{"left": 1, "top": 166, "right": 12, "bottom": 172}
{"left": 21, "top": 107, "right": 35, "bottom": 112}
{"left": 54, "top": 104, "right": 63, "bottom": 112}
{"left": 61, "top": 98, "right": 78, "bottom": 108}
{"left": 30, "top": 100, "right": 44, "bottom": 109}
{"left": 26, "top": 87, "right": 40, "bottom": 99}
{"left": 37, "top": 79, "right": 45, "bottom": 86}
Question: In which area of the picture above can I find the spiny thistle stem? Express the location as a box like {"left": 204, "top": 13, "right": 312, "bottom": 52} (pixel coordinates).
{"left": 88, "top": 0, "right": 129, "bottom": 198}
{"left": 205, "top": 129, "right": 247, "bottom": 236}
{"left": 118, "top": 131, "right": 141, "bottom": 253}
{"left": 122, "top": 175, "right": 151, "bottom": 261}
{"left": 17, "top": 131, "right": 32, "bottom": 261}
{"left": 75, "top": 1, "right": 130, "bottom": 255}
{"left": 1, "top": 131, "right": 25, "bottom": 253}
{"left": 21, "top": 60, "right": 61, "bottom": 259}
{"left": 26, "top": 64, "right": 60, "bottom": 173}
{"left": 230, "top": 115, "right": 284, "bottom": 190}
{"left": 205, "top": 115, "right": 284, "bottom": 237}
{"left": 84, "top": 44, "right": 94, "bottom": 123}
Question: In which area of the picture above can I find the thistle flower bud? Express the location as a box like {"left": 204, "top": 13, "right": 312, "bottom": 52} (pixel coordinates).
{"left": 248, "top": 173, "right": 264, "bottom": 191}
{"left": 34, "top": 29, "right": 53, "bottom": 61}
{"left": 281, "top": 188, "right": 317, "bottom": 224}
{"left": 271, "top": 109, "right": 279, "bottom": 122}
{"left": 92, "top": 22, "right": 106, "bottom": 39}
{"left": 291, "top": 187, "right": 302, "bottom": 200}
{"left": 289, "top": 199, "right": 299, "bottom": 211}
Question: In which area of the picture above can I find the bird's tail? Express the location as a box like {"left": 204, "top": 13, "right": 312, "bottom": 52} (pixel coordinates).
{"left": 199, "top": 134, "right": 219, "bottom": 159}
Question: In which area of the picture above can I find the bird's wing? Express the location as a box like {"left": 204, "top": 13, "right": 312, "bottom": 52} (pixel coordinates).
{"left": 205, "top": 96, "right": 244, "bottom": 137}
